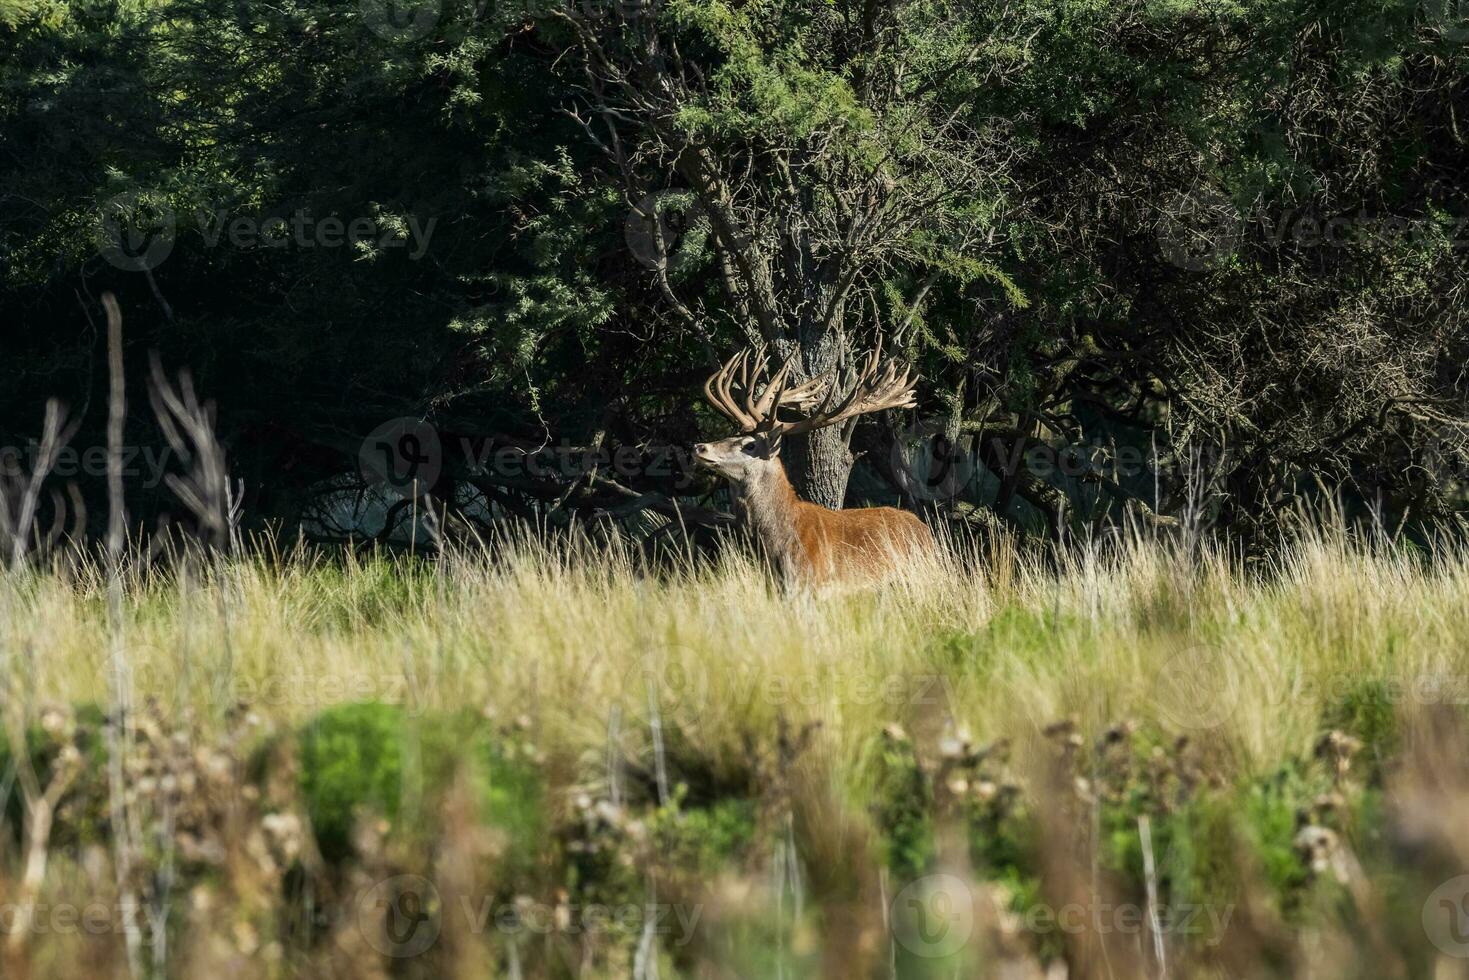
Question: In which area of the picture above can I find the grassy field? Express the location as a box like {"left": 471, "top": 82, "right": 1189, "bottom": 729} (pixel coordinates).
{"left": 2, "top": 525, "right": 1469, "bottom": 978}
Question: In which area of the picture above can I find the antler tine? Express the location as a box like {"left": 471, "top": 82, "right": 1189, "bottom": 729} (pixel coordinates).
{"left": 704, "top": 349, "right": 760, "bottom": 431}
{"left": 704, "top": 342, "right": 911, "bottom": 437}
{"left": 791, "top": 345, "right": 880, "bottom": 426}
{"left": 751, "top": 356, "right": 796, "bottom": 418}
{"left": 764, "top": 351, "right": 834, "bottom": 416}
{"left": 771, "top": 341, "right": 917, "bottom": 436}
{"left": 732, "top": 349, "right": 762, "bottom": 429}
{"left": 780, "top": 372, "right": 829, "bottom": 408}
{"left": 704, "top": 355, "right": 731, "bottom": 418}
{"left": 741, "top": 346, "right": 769, "bottom": 423}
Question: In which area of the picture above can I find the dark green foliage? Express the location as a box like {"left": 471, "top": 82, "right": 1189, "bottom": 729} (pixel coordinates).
{"left": 1322, "top": 679, "right": 1400, "bottom": 777}
{"left": 1239, "top": 764, "right": 1332, "bottom": 914}
{"left": 4, "top": 0, "right": 1469, "bottom": 542}
{"left": 965, "top": 787, "right": 1048, "bottom": 956}
{"left": 869, "top": 731, "right": 935, "bottom": 880}
{"left": 561, "top": 800, "right": 643, "bottom": 915}
{"left": 295, "top": 701, "right": 544, "bottom": 864}
{"left": 296, "top": 702, "right": 409, "bottom": 860}
{"left": 1096, "top": 782, "right": 1245, "bottom": 947}
{"left": 652, "top": 793, "right": 759, "bottom": 877}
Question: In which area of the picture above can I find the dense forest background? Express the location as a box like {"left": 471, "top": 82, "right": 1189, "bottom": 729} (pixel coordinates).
{"left": 5, "top": 0, "right": 1469, "bottom": 548}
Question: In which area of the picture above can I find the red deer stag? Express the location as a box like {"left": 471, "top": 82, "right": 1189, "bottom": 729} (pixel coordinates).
{"left": 692, "top": 342, "right": 936, "bottom": 582}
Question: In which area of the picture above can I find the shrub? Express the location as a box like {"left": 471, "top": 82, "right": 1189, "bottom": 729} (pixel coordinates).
{"left": 296, "top": 701, "right": 544, "bottom": 865}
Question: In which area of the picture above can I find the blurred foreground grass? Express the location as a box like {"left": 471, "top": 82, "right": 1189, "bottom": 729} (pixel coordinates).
{"left": 2, "top": 527, "right": 1469, "bottom": 978}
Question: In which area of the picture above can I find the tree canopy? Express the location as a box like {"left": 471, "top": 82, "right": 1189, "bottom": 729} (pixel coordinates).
{"left": 4, "top": 0, "right": 1469, "bottom": 548}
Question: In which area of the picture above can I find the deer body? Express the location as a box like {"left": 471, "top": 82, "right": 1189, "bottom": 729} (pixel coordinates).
{"left": 740, "top": 458, "right": 932, "bottom": 581}
{"left": 693, "top": 344, "right": 936, "bottom": 582}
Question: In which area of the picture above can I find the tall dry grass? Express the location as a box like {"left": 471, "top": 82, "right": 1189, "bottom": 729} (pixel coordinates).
{"left": 4, "top": 525, "right": 1464, "bottom": 783}
{"left": 3, "top": 524, "right": 1469, "bottom": 978}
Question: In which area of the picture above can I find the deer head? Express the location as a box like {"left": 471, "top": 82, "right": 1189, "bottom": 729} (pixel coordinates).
{"left": 692, "top": 341, "right": 918, "bottom": 489}
{"left": 693, "top": 340, "right": 931, "bottom": 581}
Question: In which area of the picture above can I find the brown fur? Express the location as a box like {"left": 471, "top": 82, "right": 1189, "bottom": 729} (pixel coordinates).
{"left": 698, "top": 434, "right": 935, "bottom": 583}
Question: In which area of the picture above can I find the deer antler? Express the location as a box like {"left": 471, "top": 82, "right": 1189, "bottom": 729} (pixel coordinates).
{"left": 702, "top": 345, "right": 829, "bottom": 432}
{"left": 775, "top": 339, "right": 918, "bottom": 436}
{"left": 702, "top": 339, "right": 917, "bottom": 436}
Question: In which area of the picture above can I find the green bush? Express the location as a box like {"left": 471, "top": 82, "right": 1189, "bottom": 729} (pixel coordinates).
{"left": 296, "top": 702, "right": 544, "bottom": 865}
{"left": 869, "top": 731, "right": 935, "bottom": 880}
{"left": 652, "top": 794, "right": 759, "bottom": 876}
{"left": 1322, "top": 678, "right": 1399, "bottom": 778}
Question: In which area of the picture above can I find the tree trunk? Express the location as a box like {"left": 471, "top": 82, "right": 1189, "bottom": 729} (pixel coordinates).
{"left": 777, "top": 313, "right": 856, "bottom": 507}
{"left": 786, "top": 425, "right": 854, "bottom": 509}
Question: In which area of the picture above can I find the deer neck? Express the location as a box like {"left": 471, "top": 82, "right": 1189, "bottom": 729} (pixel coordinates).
{"left": 736, "top": 461, "right": 803, "bottom": 571}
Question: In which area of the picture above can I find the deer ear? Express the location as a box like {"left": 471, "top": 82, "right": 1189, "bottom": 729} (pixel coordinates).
{"left": 767, "top": 432, "right": 782, "bottom": 457}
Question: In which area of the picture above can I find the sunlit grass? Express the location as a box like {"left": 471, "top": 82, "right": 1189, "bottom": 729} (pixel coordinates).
{"left": 7, "top": 525, "right": 1469, "bottom": 977}
{"left": 5, "top": 524, "right": 1467, "bottom": 794}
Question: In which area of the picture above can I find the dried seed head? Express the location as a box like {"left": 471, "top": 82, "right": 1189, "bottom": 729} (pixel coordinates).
{"left": 39, "top": 704, "right": 69, "bottom": 737}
